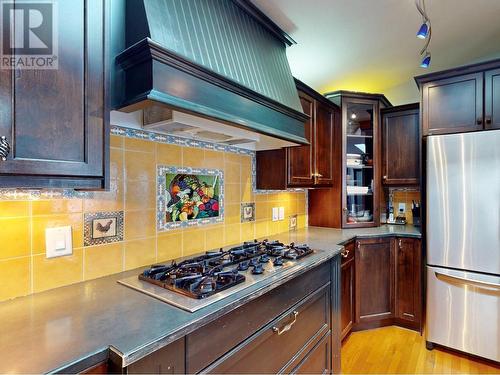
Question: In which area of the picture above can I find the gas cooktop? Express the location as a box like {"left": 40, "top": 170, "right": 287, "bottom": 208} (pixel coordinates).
{"left": 118, "top": 239, "right": 315, "bottom": 312}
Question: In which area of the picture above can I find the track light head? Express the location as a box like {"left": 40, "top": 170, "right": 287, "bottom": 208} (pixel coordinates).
{"left": 420, "top": 52, "right": 431, "bottom": 68}
{"left": 416, "top": 22, "right": 429, "bottom": 39}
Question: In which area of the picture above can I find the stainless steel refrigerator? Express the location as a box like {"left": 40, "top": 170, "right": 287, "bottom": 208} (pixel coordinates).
{"left": 426, "top": 130, "right": 500, "bottom": 362}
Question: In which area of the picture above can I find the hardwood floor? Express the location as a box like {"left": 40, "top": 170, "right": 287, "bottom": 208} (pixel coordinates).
{"left": 341, "top": 326, "right": 500, "bottom": 374}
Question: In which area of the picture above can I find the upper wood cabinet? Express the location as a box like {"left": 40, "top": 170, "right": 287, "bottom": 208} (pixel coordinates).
{"left": 485, "top": 68, "right": 500, "bottom": 130}
{"left": 287, "top": 92, "right": 315, "bottom": 186}
{"left": 0, "top": 0, "right": 108, "bottom": 189}
{"left": 381, "top": 104, "right": 420, "bottom": 186}
{"left": 416, "top": 58, "right": 500, "bottom": 136}
{"left": 256, "top": 79, "right": 339, "bottom": 190}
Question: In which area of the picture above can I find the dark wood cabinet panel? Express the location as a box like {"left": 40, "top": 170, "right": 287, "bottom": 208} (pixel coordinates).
{"left": 340, "top": 241, "right": 355, "bottom": 340}
{"left": 314, "top": 101, "right": 335, "bottom": 186}
{"left": 355, "top": 237, "right": 394, "bottom": 328}
{"left": 256, "top": 80, "right": 339, "bottom": 190}
{"left": 126, "top": 338, "right": 185, "bottom": 374}
{"left": 0, "top": 0, "right": 108, "bottom": 189}
{"left": 382, "top": 104, "right": 420, "bottom": 185}
{"left": 287, "top": 92, "right": 315, "bottom": 186}
{"left": 395, "top": 237, "right": 422, "bottom": 331}
{"left": 485, "top": 68, "right": 500, "bottom": 130}
{"left": 292, "top": 332, "right": 331, "bottom": 375}
{"left": 421, "top": 73, "right": 483, "bottom": 136}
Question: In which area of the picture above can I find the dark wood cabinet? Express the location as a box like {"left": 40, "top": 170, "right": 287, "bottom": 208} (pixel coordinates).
{"left": 354, "top": 237, "right": 395, "bottom": 329}
{"left": 0, "top": 0, "right": 108, "bottom": 189}
{"left": 421, "top": 73, "right": 483, "bottom": 135}
{"left": 485, "top": 68, "right": 500, "bottom": 130}
{"left": 256, "top": 79, "right": 339, "bottom": 189}
{"left": 309, "top": 91, "right": 391, "bottom": 229}
{"left": 125, "top": 338, "right": 185, "bottom": 374}
{"left": 416, "top": 58, "right": 500, "bottom": 136}
{"left": 288, "top": 92, "right": 315, "bottom": 186}
{"left": 395, "top": 237, "right": 422, "bottom": 331}
{"left": 340, "top": 241, "right": 355, "bottom": 340}
{"left": 351, "top": 236, "right": 422, "bottom": 333}
{"left": 205, "top": 286, "right": 330, "bottom": 374}
{"left": 291, "top": 332, "right": 331, "bottom": 374}
{"left": 381, "top": 104, "right": 420, "bottom": 185}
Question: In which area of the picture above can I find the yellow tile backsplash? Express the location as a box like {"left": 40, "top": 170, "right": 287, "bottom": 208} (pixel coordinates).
{"left": 0, "top": 134, "right": 307, "bottom": 302}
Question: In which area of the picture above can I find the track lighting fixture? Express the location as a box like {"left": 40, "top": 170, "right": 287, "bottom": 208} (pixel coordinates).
{"left": 415, "top": 0, "right": 432, "bottom": 68}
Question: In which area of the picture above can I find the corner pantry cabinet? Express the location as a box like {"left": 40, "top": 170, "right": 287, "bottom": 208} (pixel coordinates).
{"left": 309, "top": 91, "right": 391, "bottom": 229}
{"left": 0, "top": 0, "right": 108, "bottom": 189}
{"left": 416, "top": 58, "right": 500, "bottom": 136}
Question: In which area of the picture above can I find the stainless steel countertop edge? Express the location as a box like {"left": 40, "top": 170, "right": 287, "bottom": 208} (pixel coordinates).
{"left": 120, "top": 247, "right": 341, "bottom": 367}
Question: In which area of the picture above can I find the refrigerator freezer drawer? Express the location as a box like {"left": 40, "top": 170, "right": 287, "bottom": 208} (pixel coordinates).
{"left": 426, "top": 266, "right": 500, "bottom": 362}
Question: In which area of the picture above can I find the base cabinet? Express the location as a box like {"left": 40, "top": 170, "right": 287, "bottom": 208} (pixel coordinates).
{"left": 340, "top": 241, "right": 355, "bottom": 340}
{"left": 347, "top": 236, "right": 422, "bottom": 334}
{"left": 354, "top": 237, "right": 395, "bottom": 328}
{"left": 395, "top": 237, "right": 422, "bottom": 330}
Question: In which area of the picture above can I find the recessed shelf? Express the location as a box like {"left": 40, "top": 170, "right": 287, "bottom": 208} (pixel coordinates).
{"left": 346, "top": 134, "right": 373, "bottom": 139}
{"left": 346, "top": 165, "right": 373, "bottom": 169}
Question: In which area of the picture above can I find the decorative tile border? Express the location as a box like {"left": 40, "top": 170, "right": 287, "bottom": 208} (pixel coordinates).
{"left": 111, "top": 125, "right": 304, "bottom": 195}
{"left": 240, "top": 202, "right": 255, "bottom": 222}
{"left": 157, "top": 165, "right": 224, "bottom": 231}
{"left": 0, "top": 125, "right": 305, "bottom": 200}
{"left": 84, "top": 211, "right": 124, "bottom": 246}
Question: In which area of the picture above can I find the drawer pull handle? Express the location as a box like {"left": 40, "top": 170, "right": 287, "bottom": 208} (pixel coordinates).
{"left": 341, "top": 249, "right": 350, "bottom": 258}
{"left": 0, "top": 136, "right": 10, "bottom": 161}
{"left": 272, "top": 311, "right": 298, "bottom": 335}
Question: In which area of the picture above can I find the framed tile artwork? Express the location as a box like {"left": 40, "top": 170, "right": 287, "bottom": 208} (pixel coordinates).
{"left": 241, "top": 202, "right": 255, "bottom": 222}
{"left": 157, "top": 166, "right": 224, "bottom": 231}
{"left": 84, "top": 211, "right": 124, "bottom": 246}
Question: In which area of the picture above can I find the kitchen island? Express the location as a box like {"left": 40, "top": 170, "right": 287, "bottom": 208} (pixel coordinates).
{"left": 0, "top": 225, "right": 420, "bottom": 374}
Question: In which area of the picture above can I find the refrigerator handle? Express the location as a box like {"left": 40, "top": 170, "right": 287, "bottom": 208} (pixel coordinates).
{"left": 435, "top": 271, "right": 500, "bottom": 290}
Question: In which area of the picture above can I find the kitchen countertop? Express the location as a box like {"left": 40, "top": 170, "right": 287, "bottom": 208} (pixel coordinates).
{"left": 0, "top": 225, "right": 420, "bottom": 374}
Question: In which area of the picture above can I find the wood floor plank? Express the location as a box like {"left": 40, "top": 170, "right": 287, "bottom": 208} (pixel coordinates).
{"left": 341, "top": 326, "right": 500, "bottom": 374}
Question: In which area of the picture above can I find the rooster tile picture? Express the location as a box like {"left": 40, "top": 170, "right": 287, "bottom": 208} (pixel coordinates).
{"left": 84, "top": 211, "right": 124, "bottom": 246}
{"left": 157, "top": 166, "right": 224, "bottom": 231}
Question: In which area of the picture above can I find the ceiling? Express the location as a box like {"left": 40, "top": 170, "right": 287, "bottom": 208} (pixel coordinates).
{"left": 251, "top": 0, "right": 500, "bottom": 105}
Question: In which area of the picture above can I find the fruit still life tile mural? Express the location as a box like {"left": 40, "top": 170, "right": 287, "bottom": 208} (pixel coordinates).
{"left": 157, "top": 166, "right": 224, "bottom": 230}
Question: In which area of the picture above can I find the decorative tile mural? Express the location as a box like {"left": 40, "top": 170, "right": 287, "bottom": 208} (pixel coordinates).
{"left": 157, "top": 166, "right": 224, "bottom": 231}
{"left": 84, "top": 211, "right": 124, "bottom": 246}
{"left": 240, "top": 202, "right": 255, "bottom": 222}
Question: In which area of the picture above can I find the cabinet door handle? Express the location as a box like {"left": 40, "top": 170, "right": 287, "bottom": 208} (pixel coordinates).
{"left": 357, "top": 241, "right": 360, "bottom": 250}
{"left": 341, "top": 249, "right": 350, "bottom": 258}
{"left": 485, "top": 116, "right": 492, "bottom": 125}
{"left": 398, "top": 239, "right": 402, "bottom": 248}
{"left": 476, "top": 117, "right": 483, "bottom": 125}
{"left": 272, "top": 310, "right": 299, "bottom": 335}
{"left": 0, "top": 136, "right": 10, "bottom": 161}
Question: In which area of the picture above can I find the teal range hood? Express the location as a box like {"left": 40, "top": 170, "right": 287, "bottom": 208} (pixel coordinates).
{"left": 113, "top": 0, "right": 309, "bottom": 145}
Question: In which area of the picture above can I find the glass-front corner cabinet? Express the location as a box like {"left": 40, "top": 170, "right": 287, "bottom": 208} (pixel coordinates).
{"left": 342, "top": 98, "right": 379, "bottom": 227}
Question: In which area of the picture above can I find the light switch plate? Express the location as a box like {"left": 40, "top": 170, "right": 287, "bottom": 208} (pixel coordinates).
{"left": 46, "top": 226, "right": 73, "bottom": 259}
{"left": 278, "top": 207, "right": 285, "bottom": 220}
{"left": 272, "top": 207, "right": 279, "bottom": 221}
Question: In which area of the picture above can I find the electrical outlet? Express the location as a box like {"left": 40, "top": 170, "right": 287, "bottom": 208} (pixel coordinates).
{"left": 272, "top": 207, "right": 279, "bottom": 221}
{"left": 46, "top": 226, "right": 73, "bottom": 258}
{"left": 398, "top": 202, "right": 406, "bottom": 213}
{"left": 278, "top": 207, "right": 285, "bottom": 220}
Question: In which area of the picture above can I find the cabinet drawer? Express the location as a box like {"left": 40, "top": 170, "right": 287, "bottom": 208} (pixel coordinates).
{"left": 204, "top": 286, "right": 331, "bottom": 374}
{"left": 292, "top": 332, "right": 331, "bottom": 375}
{"left": 186, "top": 262, "right": 331, "bottom": 373}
